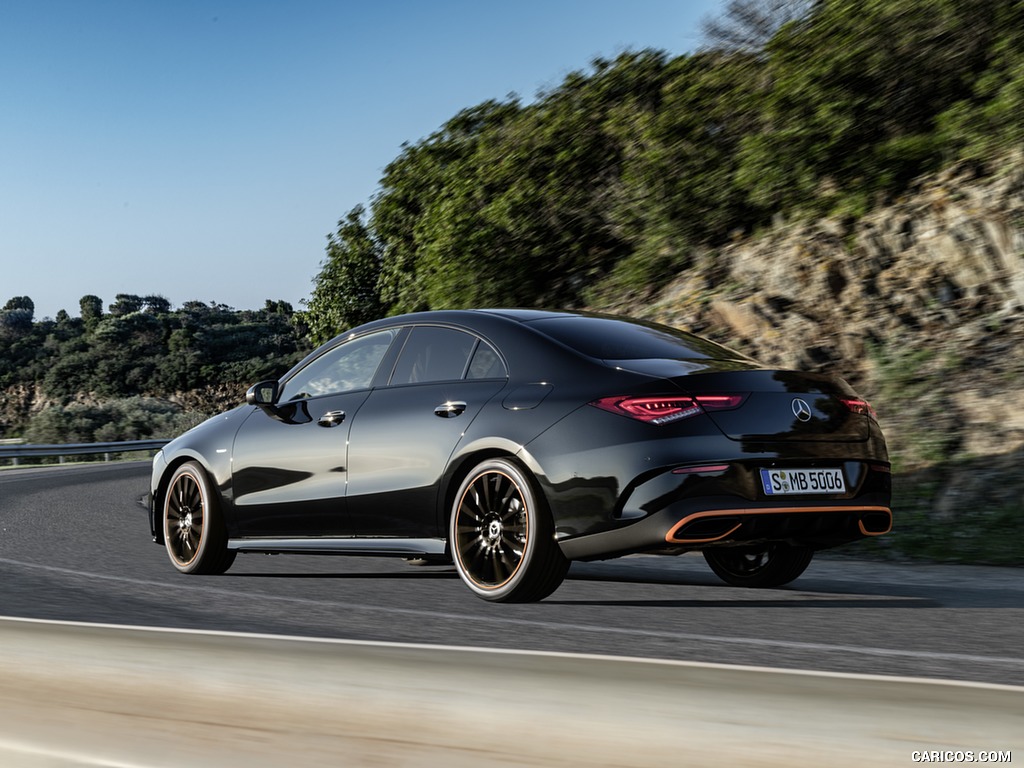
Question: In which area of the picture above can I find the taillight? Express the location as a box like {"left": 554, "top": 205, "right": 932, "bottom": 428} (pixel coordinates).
{"left": 589, "top": 393, "right": 746, "bottom": 425}
{"left": 839, "top": 398, "right": 878, "bottom": 421}
{"left": 590, "top": 396, "right": 700, "bottom": 424}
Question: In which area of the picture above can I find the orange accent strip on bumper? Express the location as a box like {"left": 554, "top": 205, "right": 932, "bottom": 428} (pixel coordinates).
{"left": 665, "top": 505, "right": 893, "bottom": 544}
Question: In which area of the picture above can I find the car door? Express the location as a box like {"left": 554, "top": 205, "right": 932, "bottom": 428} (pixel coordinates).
{"left": 345, "top": 326, "right": 508, "bottom": 537}
{"left": 229, "top": 328, "right": 399, "bottom": 537}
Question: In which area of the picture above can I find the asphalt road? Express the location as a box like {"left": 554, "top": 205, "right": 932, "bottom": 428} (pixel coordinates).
{"left": 2, "top": 461, "right": 1023, "bottom": 686}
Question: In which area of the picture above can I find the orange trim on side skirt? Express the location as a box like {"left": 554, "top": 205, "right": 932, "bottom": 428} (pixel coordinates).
{"left": 665, "top": 505, "right": 893, "bottom": 544}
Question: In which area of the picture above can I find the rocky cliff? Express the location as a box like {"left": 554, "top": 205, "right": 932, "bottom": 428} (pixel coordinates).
{"left": 618, "top": 157, "right": 1024, "bottom": 562}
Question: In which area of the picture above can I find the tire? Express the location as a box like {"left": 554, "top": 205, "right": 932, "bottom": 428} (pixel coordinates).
{"left": 162, "top": 461, "right": 236, "bottom": 575}
{"left": 450, "top": 458, "right": 569, "bottom": 602}
{"left": 703, "top": 543, "right": 813, "bottom": 588}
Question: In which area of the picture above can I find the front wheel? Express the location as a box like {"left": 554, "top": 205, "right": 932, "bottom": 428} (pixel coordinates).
{"left": 450, "top": 458, "right": 569, "bottom": 602}
{"left": 703, "top": 544, "right": 813, "bottom": 588}
{"left": 162, "top": 461, "right": 236, "bottom": 575}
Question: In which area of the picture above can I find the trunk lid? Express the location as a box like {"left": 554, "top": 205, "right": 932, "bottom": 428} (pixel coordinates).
{"left": 611, "top": 360, "right": 870, "bottom": 443}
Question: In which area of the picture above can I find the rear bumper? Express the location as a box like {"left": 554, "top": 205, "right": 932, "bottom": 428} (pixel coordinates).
{"left": 558, "top": 501, "right": 892, "bottom": 561}
{"left": 525, "top": 398, "right": 891, "bottom": 558}
{"left": 553, "top": 457, "right": 892, "bottom": 561}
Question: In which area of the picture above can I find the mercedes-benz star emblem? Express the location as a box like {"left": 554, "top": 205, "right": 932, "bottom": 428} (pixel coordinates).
{"left": 791, "top": 398, "right": 813, "bottom": 422}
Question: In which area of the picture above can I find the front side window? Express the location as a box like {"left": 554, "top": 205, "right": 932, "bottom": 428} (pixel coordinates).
{"left": 280, "top": 329, "right": 397, "bottom": 401}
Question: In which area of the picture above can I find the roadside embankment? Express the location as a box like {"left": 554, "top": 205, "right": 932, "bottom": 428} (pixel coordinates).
{"left": 0, "top": 617, "right": 1019, "bottom": 766}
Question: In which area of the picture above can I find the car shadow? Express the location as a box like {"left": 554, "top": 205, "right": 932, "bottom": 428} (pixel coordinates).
{"left": 543, "top": 596, "right": 938, "bottom": 608}
{"left": 225, "top": 570, "right": 459, "bottom": 580}
{"left": 221, "top": 560, "right": 1022, "bottom": 609}
{"left": 564, "top": 562, "right": 1024, "bottom": 609}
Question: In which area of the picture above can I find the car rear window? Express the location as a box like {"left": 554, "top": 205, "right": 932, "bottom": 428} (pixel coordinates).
{"left": 390, "top": 326, "right": 478, "bottom": 384}
{"left": 527, "top": 316, "right": 741, "bottom": 361}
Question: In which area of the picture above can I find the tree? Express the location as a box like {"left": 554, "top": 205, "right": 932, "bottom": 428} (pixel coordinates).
{"left": 3, "top": 296, "right": 34, "bottom": 315}
{"left": 304, "top": 0, "right": 1024, "bottom": 318}
{"left": 936, "top": 3, "right": 1024, "bottom": 160}
{"left": 0, "top": 308, "right": 33, "bottom": 335}
{"left": 0, "top": 296, "right": 35, "bottom": 336}
{"left": 143, "top": 295, "right": 172, "bottom": 314}
{"left": 701, "top": 0, "right": 814, "bottom": 53}
{"left": 108, "top": 293, "right": 144, "bottom": 317}
{"left": 264, "top": 299, "right": 294, "bottom": 316}
{"left": 373, "top": 99, "right": 523, "bottom": 313}
{"left": 372, "top": 55, "right": 666, "bottom": 313}
{"left": 79, "top": 295, "right": 103, "bottom": 329}
{"left": 592, "top": 50, "right": 764, "bottom": 302}
{"left": 736, "top": 0, "right": 1007, "bottom": 212}
{"left": 304, "top": 205, "right": 383, "bottom": 344}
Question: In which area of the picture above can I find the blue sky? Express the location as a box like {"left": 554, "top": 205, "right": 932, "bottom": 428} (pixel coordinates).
{"left": 1, "top": 0, "right": 721, "bottom": 320}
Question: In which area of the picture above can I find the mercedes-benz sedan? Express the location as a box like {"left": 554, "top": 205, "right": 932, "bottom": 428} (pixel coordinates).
{"left": 150, "top": 309, "right": 891, "bottom": 602}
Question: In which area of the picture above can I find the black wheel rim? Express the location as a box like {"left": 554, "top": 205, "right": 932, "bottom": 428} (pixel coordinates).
{"left": 454, "top": 470, "right": 529, "bottom": 589}
{"left": 166, "top": 472, "right": 205, "bottom": 566}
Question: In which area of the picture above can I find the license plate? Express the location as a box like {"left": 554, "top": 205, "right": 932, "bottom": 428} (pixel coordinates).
{"left": 760, "top": 467, "right": 846, "bottom": 495}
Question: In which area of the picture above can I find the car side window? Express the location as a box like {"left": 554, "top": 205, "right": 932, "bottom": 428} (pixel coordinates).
{"left": 279, "top": 329, "right": 397, "bottom": 401}
{"left": 390, "top": 326, "right": 479, "bottom": 385}
{"left": 467, "top": 339, "right": 507, "bottom": 379}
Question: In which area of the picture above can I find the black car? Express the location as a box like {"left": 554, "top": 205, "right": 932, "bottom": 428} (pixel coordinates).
{"left": 150, "top": 309, "right": 891, "bottom": 602}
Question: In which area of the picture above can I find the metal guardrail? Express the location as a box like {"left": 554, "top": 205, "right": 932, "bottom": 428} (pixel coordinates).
{"left": 0, "top": 439, "right": 169, "bottom": 466}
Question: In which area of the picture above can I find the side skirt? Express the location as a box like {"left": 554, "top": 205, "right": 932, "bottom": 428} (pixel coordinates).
{"left": 227, "top": 537, "right": 448, "bottom": 557}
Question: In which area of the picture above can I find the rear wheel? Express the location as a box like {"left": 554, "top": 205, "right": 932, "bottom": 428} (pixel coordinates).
{"left": 450, "top": 458, "right": 569, "bottom": 602}
{"left": 162, "top": 461, "right": 236, "bottom": 575}
{"left": 703, "top": 543, "right": 813, "bottom": 588}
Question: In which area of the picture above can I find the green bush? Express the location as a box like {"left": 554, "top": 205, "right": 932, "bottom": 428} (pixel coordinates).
{"left": 24, "top": 398, "right": 206, "bottom": 444}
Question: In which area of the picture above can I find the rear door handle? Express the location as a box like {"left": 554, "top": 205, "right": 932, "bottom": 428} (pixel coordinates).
{"left": 434, "top": 401, "right": 467, "bottom": 418}
{"left": 317, "top": 410, "right": 346, "bottom": 427}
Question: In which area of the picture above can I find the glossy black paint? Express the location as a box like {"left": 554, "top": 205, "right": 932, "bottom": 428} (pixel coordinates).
{"left": 151, "top": 309, "right": 890, "bottom": 567}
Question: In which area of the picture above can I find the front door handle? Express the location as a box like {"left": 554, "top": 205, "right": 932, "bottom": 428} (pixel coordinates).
{"left": 317, "top": 410, "right": 346, "bottom": 427}
{"left": 434, "top": 401, "right": 467, "bottom": 418}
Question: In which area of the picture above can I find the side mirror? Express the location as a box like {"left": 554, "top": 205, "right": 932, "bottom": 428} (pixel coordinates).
{"left": 246, "top": 380, "right": 280, "bottom": 407}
